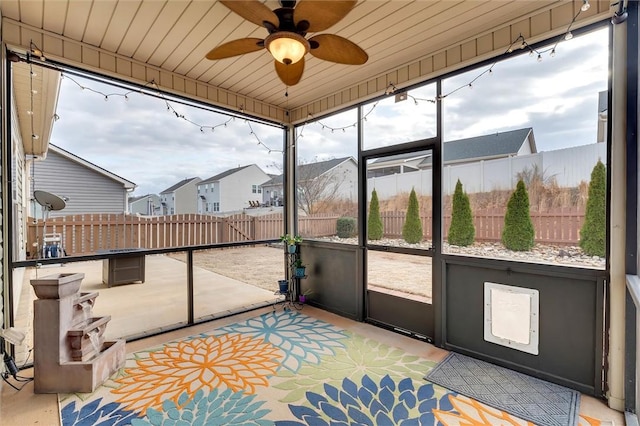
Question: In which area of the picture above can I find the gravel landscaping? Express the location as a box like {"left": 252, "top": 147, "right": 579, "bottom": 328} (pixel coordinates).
{"left": 170, "top": 239, "right": 603, "bottom": 303}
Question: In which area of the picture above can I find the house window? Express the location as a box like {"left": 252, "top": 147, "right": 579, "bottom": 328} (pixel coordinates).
{"left": 213, "top": 202, "right": 220, "bottom": 212}
{"left": 205, "top": 203, "right": 210, "bottom": 212}
{"left": 252, "top": 185, "right": 258, "bottom": 193}
{"left": 170, "top": 208, "right": 174, "bottom": 214}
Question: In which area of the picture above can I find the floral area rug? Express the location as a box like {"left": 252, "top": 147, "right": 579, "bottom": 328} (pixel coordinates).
{"left": 59, "top": 311, "right": 604, "bottom": 425}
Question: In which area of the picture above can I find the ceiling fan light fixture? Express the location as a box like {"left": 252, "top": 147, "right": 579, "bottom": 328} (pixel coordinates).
{"left": 265, "top": 31, "right": 309, "bottom": 65}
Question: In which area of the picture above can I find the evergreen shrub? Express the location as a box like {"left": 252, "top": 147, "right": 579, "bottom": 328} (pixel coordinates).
{"left": 336, "top": 217, "right": 357, "bottom": 238}
{"left": 402, "top": 188, "right": 423, "bottom": 244}
{"left": 502, "top": 179, "right": 535, "bottom": 251}
{"left": 448, "top": 179, "right": 475, "bottom": 246}
{"left": 368, "top": 189, "right": 383, "bottom": 240}
{"left": 580, "top": 160, "right": 606, "bottom": 257}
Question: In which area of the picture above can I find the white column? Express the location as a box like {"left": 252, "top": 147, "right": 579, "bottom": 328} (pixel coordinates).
{"left": 607, "top": 18, "right": 627, "bottom": 412}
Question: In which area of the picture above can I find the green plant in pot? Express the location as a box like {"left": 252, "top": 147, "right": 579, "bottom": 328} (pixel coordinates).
{"left": 293, "top": 258, "right": 306, "bottom": 277}
{"left": 280, "top": 234, "right": 302, "bottom": 253}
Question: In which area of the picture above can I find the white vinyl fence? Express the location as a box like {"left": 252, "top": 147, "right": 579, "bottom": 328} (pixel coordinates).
{"left": 369, "top": 143, "right": 606, "bottom": 198}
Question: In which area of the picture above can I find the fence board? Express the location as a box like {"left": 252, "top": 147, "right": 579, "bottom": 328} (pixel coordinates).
{"left": 26, "top": 208, "right": 587, "bottom": 258}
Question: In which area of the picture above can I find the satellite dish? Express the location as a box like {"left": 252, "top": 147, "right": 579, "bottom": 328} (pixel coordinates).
{"left": 34, "top": 190, "right": 66, "bottom": 211}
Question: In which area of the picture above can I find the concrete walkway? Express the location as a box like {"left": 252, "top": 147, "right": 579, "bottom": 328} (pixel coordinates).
{"left": 14, "top": 254, "right": 280, "bottom": 362}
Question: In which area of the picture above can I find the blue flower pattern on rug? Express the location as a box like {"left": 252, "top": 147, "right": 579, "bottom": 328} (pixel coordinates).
{"left": 61, "top": 398, "right": 140, "bottom": 426}
{"left": 275, "top": 375, "right": 453, "bottom": 426}
{"left": 129, "top": 389, "right": 271, "bottom": 426}
{"left": 61, "top": 311, "right": 597, "bottom": 426}
{"left": 214, "top": 311, "right": 349, "bottom": 372}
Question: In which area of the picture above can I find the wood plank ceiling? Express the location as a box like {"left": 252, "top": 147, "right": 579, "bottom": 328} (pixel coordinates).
{"left": 2, "top": 0, "right": 613, "bottom": 149}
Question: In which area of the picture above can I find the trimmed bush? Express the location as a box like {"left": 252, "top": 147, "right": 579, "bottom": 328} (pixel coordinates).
{"left": 448, "top": 179, "right": 475, "bottom": 246}
{"left": 580, "top": 160, "right": 606, "bottom": 257}
{"left": 368, "top": 189, "right": 383, "bottom": 240}
{"left": 402, "top": 188, "right": 423, "bottom": 244}
{"left": 502, "top": 179, "right": 535, "bottom": 251}
{"left": 336, "top": 217, "right": 357, "bottom": 238}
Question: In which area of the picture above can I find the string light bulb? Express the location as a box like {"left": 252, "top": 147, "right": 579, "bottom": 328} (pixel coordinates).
{"left": 565, "top": 31, "right": 573, "bottom": 41}
{"left": 581, "top": 0, "right": 590, "bottom": 12}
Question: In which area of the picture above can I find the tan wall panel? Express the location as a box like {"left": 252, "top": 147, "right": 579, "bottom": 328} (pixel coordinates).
{"left": 477, "top": 33, "right": 493, "bottom": 56}
{"left": 100, "top": 53, "right": 116, "bottom": 74}
{"left": 511, "top": 19, "right": 531, "bottom": 40}
{"left": 173, "top": 76, "right": 185, "bottom": 94}
{"left": 185, "top": 80, "right": 196, "bottom": 96}
{"left": 82, "top": 47, "right": 99, "bottom": 69}
{"left": 116, "top": 59, "right": 132, "bottom": 78}
{"left": 64, "top": 42, "right": 81, "bottom": 64}
{"left": 551, "top": 2, "right": 575, "bottom": 28}
{"left": 461, "top": 40, "right": 477, "bottom": 63}
{"left": 446, "top": 46, "right": 462, "bottom": 67}
{"left": 408, "top": 62, "right": 420, "bottom": 81}
{"left": 131, "top": 63, "right": 145, "bottom": 82}
{"left": 433, "top": 52, "right": 447, "bottom": 71}
{"left": 43, "top": 35, "right": 63, "bottom": 58}
{"left": 530, "top": 13, "right": 552, "bottom": 37}
{"left": 420, "top": 57, "right": 433, "bottom": 75}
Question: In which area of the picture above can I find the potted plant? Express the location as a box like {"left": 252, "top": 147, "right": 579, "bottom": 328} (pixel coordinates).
{"left": 278, "top": 279, "right": 288, "bottom": 293}
{"left": 280, "top": 234, "right": 302, "bottom": 253}
{"left": 293, "top": 258, "right": 306, "bottom": 277}
{"left": 298, "top": 289, "right": 312, "bottom": 304}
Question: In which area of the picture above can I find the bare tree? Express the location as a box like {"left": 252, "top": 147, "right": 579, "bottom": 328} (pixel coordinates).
{"left": 296, "top": 158, "right": 353, "bottom": 214}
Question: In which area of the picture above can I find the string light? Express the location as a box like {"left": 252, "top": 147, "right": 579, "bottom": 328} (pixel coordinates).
{"left": 302, "top": 0, "right": 588, "bottom": 135}
{"left": 58, "top": 74, "right": 282, "bottom": 154}
{"left": 24, "top": 1, "right": 588, "bottom": 146}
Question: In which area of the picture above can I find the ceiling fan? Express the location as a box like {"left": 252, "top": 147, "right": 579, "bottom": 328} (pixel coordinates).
{"left": 206, "top": 0, "right": 368, "bottom": 86}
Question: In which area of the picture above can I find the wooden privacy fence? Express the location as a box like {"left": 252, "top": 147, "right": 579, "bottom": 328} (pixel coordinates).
{"left": 27, "top": 213, "right": 286, "bottom": 256}
{"left": 382, "top": 207, "right": 585, "bottom": 245}
{"left": 27, "top": 207, "right": 586, "bottom": 256}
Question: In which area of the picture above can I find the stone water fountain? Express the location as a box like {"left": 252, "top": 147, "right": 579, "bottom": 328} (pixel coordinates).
{"left": 31, "top": 272, "right": 125, "bottom": 393}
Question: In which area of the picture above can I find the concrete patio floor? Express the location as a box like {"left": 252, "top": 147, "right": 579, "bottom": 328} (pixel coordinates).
{"left": 13, "top": 254, "right": 282, "bottom": 363}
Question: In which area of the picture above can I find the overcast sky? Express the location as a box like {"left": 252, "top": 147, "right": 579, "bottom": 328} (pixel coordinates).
{"left": 48, "top": 26, "right": 608, "bottom": 196}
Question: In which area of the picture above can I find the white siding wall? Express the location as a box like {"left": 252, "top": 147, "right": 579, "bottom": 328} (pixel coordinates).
{"left": 323, "top": 161, "right": 358, "bottom": 202}
{"left": 175, "top": 179, "right": 200, "bottom": 214}
{"left": 130, "top": 195, "right": 161, "bottom": 215}
{"left": 370, "top": 143, "right": 607, "bottom": 199}
{"left": 220, "top": 165, "right": 270, "bottom": 212}
{"left": 31, "top": 150, "right": 130, "bottom": 217}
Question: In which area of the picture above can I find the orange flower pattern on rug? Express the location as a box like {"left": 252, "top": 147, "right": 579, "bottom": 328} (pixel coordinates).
{"left": 111, "top": 333, "right": 281, "bottom": 414}
{"left": 434, "top": 394, "right": 602, "bottom": 426}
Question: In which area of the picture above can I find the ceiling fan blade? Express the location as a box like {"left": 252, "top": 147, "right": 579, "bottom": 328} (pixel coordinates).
{"left": 220, "top": 0, "right": 278, "bottom": 27}
{"left": 206, "top": 38, "right": 264, "bottom": 60}
{"left": 294, "top": 0, "right": 357, "bottom": 32}
{"left": 275, "top": 58, "right": 305, "bottom": 86}
{"left": 308, "top": 34, "right": 368, "bottom": 64}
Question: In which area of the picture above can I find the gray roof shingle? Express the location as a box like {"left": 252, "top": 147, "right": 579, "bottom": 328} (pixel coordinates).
{"left": 160, "top": 177, "right": 200, "bottom": 194}
{"left": 262, "top": 157, "right": 352, "bottom": 186}
{"left": 199, "top": 164, "right": 253, "bottom": 184}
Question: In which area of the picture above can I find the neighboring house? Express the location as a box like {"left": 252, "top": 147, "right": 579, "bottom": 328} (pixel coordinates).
{"left": 30, "top": 144, "right": 136, "bottom": 218}
{"left": 160, "top": 177, "right": 201, "bottom": 215}
{"left": 261, "top": 157, "right": 358, "bottom": 210}
{"left": 197, "top": 164, "right": 271, "bottom": 213}
{"left": 129, "top": 194, "right": 161, "bottom": 215}
{"left": 368, "top": 127, "right": 536, "bottom": 177}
